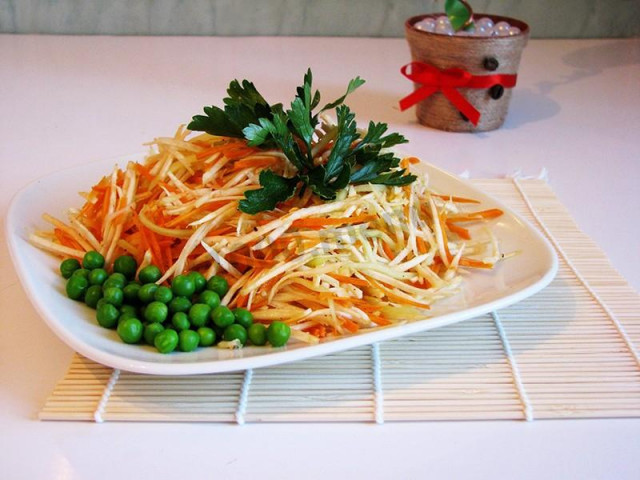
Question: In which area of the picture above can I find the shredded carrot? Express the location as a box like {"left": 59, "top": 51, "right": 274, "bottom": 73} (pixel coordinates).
{"left": 432, "top": 194, "right": 481, "bottom": 204}
{"left": 447, "top": 208, "right": 504, "bottom": 222}
{"left": 306, "top": 324, "right": 328, "bottom": 338}
{"left": 365, "top": 277, "right": 431, "bottom": 309}
{"left": 234, "top": 294, "right": 249, "bottom": 308}
{"left": 382, "top": 241, "right": 395, "bottom": 260}
{"left": 337, "top": 297, "right": 378, "bottom": 312}
{"left": 195, "top": 146, "right": 221, "bottom": 160}
{"left": 230, "top": 156, "right": 280, "bottom": 171}
{"left": 131, "top": 213, "right": 152, "bottom": 263}
{"left": 459, "top": 257, "right": 494, "bottom": 269}
{"left": 446, "top": 221, "right": 471, "bottom": 240}
{"left": 416, "top": 236, "right": 429, "bottom": 255}
{"left": 226, "top": 252, "right": 275, "bottom": 269}
{"left": 291, "top": 214, "right": 377, "bottom": 229}
{"left": 341, "top": 319, "right": 360, "bottom": 333}
{"left": 54, "top": 228, "right": 83, "bottom": 250}
{"left": 369, "top": 314, "right": 392, "bottom": 326}
{"left": 135, "top": 163, "right": 155, "bottom": 182}
{"left": 328, "top": 273, "right": 370, "bottom": 288}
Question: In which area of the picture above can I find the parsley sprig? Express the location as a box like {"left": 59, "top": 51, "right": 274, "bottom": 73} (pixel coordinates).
{"left": 188, "top": 69, "right": 416, "bottom": 214}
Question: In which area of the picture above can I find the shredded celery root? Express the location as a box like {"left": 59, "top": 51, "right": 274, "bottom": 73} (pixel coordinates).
{"left": 31, "top": 121, "right": 505, "bottom": 344}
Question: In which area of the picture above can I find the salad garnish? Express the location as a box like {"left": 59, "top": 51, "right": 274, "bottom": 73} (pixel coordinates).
{"left": 188, "top": 69, "right": 416, "bottom": 213}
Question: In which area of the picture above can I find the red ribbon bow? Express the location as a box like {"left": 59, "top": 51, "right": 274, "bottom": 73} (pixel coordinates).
{"left": 399, "top": 62, "right": 517, "bottom": 126}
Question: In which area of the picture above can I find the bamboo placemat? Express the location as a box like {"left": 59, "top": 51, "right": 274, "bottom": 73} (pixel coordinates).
{"left": 39, "top": 178, "right": 640, "bottom": 423}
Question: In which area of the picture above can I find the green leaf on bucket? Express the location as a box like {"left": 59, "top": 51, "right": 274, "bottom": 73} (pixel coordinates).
{"left": 445, "top": 0, "right": 473, "bottom": 31}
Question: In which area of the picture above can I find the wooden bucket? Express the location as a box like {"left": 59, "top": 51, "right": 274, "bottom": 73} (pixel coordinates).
{"left": 405, "top": 14, "right": 530, "bottom": 132}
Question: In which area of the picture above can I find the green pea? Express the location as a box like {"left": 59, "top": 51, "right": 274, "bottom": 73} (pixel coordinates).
{"left": 267, "top": 321, "right": 291, "bottom": 347}
{"left": 138, "top": 264, "right": 161, "bottom": 284}
{"left": 171, "top": 312, "right": 191, "bottom": 331}
{"left": 66, "top": 275, "right": 89, "bottom": 300}
{"left": 113, "top": 255, "right": 137, "bottom": 279}
{"left": 117, "top": 317, "right": 143, "bottom": 344}
{"left": 211, "top": 305, "right": 234, "bottom": 328}
{"left": 82, "top": 250, "right": 105, "bottom": 270}
{"left": 178, "top": 329, "right": 200, "bottom": 352}
{"left": 103, "top": 273, "right": 127, "bottom": 290}
{"left": 188, "top": 303, "right": 211, "bottom": 328}
{"left": 143, "top": 322, "right": 165, "bottom": 346}
{"left": 247, "top": 323, "right": 267, "bottom": 346}
{"left": 84, "top": 285, "right": 104, "bottom": 308}
{"left": 137, "top": 283, "right": 158, "bottom": 304}
{"left": 198, "top": 290, "right": 221, "bottom": 309}
{"left": 187, "top": 271, "right": 207, "bottom": 293}
{"left": 87, "top": 268, "right": 108, "bottom": 286}
{"left": 197, "top": 327, "right": 216, "bottom": 347}
{"left": 118, "top": 312, "right": 138, "bottom": 323}
{"left": 103, "top": 287, "right": 124, "bottom": 307}
{"left": 71, "top": 268, "right": 90, "bottom": 280}
{"left": 171, "top": 274, "right": 195, "bottom": 297}
{"left": 122, "top": 282, "right": 141, "bottom": 304}
{"left": 233, "top": 308, "right": 253, "bottom": 329}
{"left": 120, "top": 304, "right": 137, "bottom": 317}
{"left": 223, "top": 324, "right": 248, "bottom": 346}
{"left": 60, "top": 258, "right": 81, "bottom": 279}
{"left": 153, "top": 286, "right": 173, "bottom": 304}
{"left": 154, "top": 329, "right": 179, "bottom": 354}
{"left": 206, "top": 275, "right": 229, "bottom": 298}
{"left": 144, "top": 301, "right": 168, "bottom": 323}
{"left": 96, "top": 303, "right": 120, "bottom": 328}
{"left": 169, "top": 296, "right": 192, "bottom": 314}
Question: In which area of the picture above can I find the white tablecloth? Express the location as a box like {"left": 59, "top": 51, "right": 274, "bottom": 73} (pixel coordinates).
{"left": 1, "top": 35, "right": 638, "bottom": 479}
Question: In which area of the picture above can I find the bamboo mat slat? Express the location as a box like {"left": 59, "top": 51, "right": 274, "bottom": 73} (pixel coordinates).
{"left": 39, "top": 178, "right": 640, "bottom": 423}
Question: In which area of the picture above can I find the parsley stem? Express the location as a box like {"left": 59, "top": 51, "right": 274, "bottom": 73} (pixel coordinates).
{"left": 310, "top": 125, "right": 338, "bottom": 158}
{"left": 262, "top": 150, "right": 289, "bottom": 161}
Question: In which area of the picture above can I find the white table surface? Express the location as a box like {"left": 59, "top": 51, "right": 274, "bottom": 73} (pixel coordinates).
{"left": 1, "top": 35, "right": 639, "bottom": 479}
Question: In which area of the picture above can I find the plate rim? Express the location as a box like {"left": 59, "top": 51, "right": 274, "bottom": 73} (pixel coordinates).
{"left": 6, "top": 154, "right": 558, "bottom": 375}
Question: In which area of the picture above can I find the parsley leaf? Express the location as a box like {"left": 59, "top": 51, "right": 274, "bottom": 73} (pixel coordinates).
{"left": 190, "top": 69, "right": 417, "bottom": 214}
{"left": 242, "top": 118, "right": 273, "bottom": 147}
{"left": 356, "top": 121, "right": 408, "bottom": 151}
{"left": 301, "top": 166, "right": 338, "bottom": 200}
{"left": 350, "top": 150, "right": 397, "bottom": 184}
{"left": 288, "top": 97, "right": 315, "bottom": 166}
{"left": 296, "top": 69, "right": 322, "bottom": 111}
{"left": 238, "top": 170, "right": 299, "bottom": 214}
{"left": 188, "top": 79, "right": 274, "bottom": 137}
{"left": 320, "top": 76, "right": 366, "bottom": 112}
{"left": 225, "top": 80, "right": 270, "bottom": 115}
{"left": 370, "top": 169, "right": 417, "bottom": 186}
{"left": 324, "top": 105, "right": 358, "bottom": 183}
{"left": 188, "top": 106, "right": 244, "bottom": 139}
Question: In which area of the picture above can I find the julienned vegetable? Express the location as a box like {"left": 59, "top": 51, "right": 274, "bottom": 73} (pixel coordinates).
{"left": 31, "top": 70, "right": 507, "bottom": 347}
{"left": 60, "top": 252, "right": 291, "bottom": 352}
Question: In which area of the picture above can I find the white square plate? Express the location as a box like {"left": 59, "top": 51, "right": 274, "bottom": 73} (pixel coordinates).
{"left": 6, "top": 154, "right": 557, "bottom": 375}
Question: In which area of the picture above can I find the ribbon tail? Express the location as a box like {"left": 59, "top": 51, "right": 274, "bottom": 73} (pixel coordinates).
{"left": 399, "top": 86, "right": 438, "bottom": 112}
{"left": 442, "top": 88, "right": 481, "bottom": 126}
